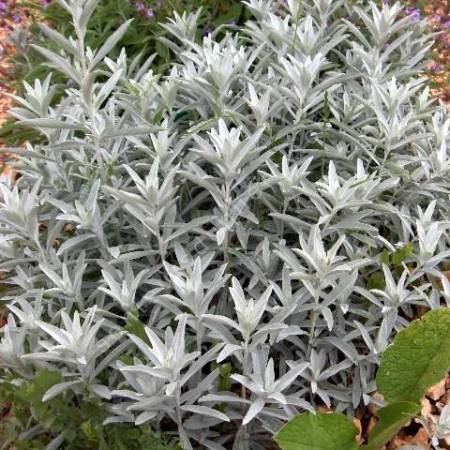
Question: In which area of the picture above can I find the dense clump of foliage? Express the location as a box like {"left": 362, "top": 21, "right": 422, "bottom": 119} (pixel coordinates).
{"left": 12, "top": 0, "right": 244, "bottom": 84}
{"left": 0, "top": 370, "right": 180, "bottom": 449}
{"left": 0, "top": 0, "right": 449, "bottom": 448}
{"left": 1, "top": 0, "right": 244, "bottom": 146}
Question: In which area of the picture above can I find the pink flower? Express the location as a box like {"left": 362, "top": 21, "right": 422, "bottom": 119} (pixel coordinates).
{"left": 429, "top": 62, "right": 443, "bottom": 72}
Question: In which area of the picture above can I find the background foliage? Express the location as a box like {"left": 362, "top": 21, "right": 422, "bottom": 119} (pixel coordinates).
{"left": 1, "top": 0, "right": 245, "bottom": 147}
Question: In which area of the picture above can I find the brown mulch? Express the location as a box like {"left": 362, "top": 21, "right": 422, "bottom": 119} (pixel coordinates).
{"left": 0, "top": 0, "right": 34, "bottom": 181}
{"left": 386, "top": 374, "right": 450, "bottom": 449}
{"left": 422, "top": 1, "right": 450, "bottom": 105}
{"left": 0, "top": 8, "right": 17, "bottom": 130}
{"left": 350, "top": 375, "right": 450, "bottom": 449}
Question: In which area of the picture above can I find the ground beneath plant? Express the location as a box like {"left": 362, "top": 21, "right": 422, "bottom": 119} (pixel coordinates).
{"left": 352, "top": 374, "right": 450, "bottom": 449}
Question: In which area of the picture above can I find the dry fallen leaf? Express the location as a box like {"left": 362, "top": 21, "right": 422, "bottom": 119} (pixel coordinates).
{"left": 389, "top": 426, "right": 431, "bottom": 449}
{"left": 353, "top": 417, "right": 363, "bottom": 445}
{"left": 426, "top": 379, "right": 447, "bottom": 402}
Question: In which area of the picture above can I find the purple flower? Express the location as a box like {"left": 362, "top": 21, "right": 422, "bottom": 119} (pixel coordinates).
{"left": 135, "top": 1, "right": 144, "bottom": 11}
{"left": 381, "top": 0, "right": 388, "bottom": 5}
{"left": 145, "top": 7, "right": 154, "bottom": 17}
{"left": 405, "top": 7, "right": 421, "bottom": 22}
{"left": 429, "top": 62, "right": 443, "bottom": 72}
{"left": 0, "top": 1, "right": 7, "bottom": 11}
{"left": 12, "top": 14, "right": 21, "bottom": 22}
{"left": 443, "top": 20, "right": 450, "bottom": 29}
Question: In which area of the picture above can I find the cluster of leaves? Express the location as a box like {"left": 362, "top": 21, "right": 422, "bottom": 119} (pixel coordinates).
{"left": 0, "top": 0, "right": 244, "bottom": 146}
{"left": 0, "top": 370, "right": 179, "bottom": 449}
{"left": 0, "top": 0, "right": 449, "bottom": 449}
{"left": 275, "top": 308, "right": 450, "bottom": 450}
{"left": 13, "top": 0, "right": 245, "bottom": 82}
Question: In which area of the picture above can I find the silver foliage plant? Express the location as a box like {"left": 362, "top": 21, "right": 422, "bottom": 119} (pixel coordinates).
{"left": 1, "top": 0, "right": 450, "bottom": 448}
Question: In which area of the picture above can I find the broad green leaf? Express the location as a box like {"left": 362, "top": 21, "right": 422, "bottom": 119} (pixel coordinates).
{"left": 364, "top": 401, "right": 420, "bottom": 450}
{"left": 275, "top": 412, "right": 359, "bottom": 450}
{"left": 377, "top": 308, "right": 450, "bottom": 403}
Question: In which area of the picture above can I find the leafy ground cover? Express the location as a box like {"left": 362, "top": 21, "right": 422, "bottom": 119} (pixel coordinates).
{"left": 0, "top": 1, "right": 449, "bottom": 449}
{"left": 1, "top": 0, "right": 448, "bottom": 147}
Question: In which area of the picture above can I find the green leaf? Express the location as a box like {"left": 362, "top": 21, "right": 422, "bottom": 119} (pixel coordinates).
{"left": 377, "top": 308, "right": 450, "bottom": 403}
{"left": 81, "top": 420, "right": 98, "bottom": 441}
{"left": 377, "top": 244, "right": 414, "bottom": 268}
{"left": 271, "top": 151, "right": 283, "bottom": 164}
{"left": 17, "top": 370, "right": 62, "bottom": 404}
{"left": 218, "top": 363, "right": 232, "bottom": 391}
{"left": 211, "top": 4, "right": 242, "bottom": 27}
{"left": 391, "top": 243, "right": 414, "bottom": 266}
{"left": 155, "top": 41, "right": 170, "bottom": 61}
{"left": 15, "top": 370, "right": 63, "bottom": 428}
{"left": 364, "top": 401, "right": 420, "bottom": 450}
{"left": 126, "top": 311, "right": 149, "bottom": 344}
{"left": 275, "top": 412, "right": 359, "bottom": 450}
{"left": 379, "top": 249, "right": 390, "bottom": 265}
{"left": 367, "top": 272, "right": 385, "bottom": 290}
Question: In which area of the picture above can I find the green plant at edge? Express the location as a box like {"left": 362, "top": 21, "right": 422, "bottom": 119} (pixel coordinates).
{"left": 275, "top": 308, "right": 450, "bottom": 450}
